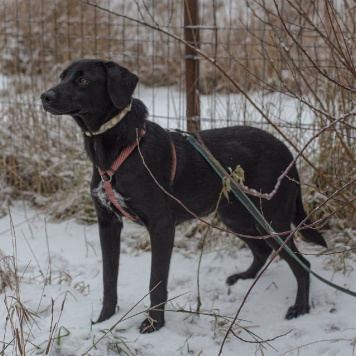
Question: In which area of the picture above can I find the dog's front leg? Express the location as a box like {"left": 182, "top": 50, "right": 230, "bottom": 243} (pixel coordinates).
{"left": 140, "top": 217, "right": 175, "bottom": 333}
{"left": 94, "top": 213, "right": 122, "bottom": 324}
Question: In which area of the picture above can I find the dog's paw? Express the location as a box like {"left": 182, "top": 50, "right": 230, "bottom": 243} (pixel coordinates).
{"left": 92, "top": 304, "right": 117, "bottom": 324}
{"left": 285, "top": 304, "right": 310, "bottom": 319}
{"left": 139, "top": 317, "right": 164, "bottom": 334}
{"left": 226, "top": 274, "right": 239, "bottom": 286}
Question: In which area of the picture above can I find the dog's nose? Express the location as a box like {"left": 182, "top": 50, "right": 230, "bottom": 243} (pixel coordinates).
{"left": 41, "top": 90, "right": 56, "bottom": 103}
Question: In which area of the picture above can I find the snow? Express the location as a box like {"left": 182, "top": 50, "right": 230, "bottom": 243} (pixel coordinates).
{"left": 1, "top": 202, "right": 356, "bottom": 355}
{"left": 137, "top": 85, "right": 316, "bottom": 132}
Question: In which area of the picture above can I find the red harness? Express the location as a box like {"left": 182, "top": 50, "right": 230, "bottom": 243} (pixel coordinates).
{"left": 98, "top": 131, "right": 177, "bottom": 221}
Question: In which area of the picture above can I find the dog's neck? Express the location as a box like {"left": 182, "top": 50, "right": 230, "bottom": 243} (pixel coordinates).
{"left": 84, "top": 101, "right": 133, "bottom": 137}
{"left": 83, "top": 98, "right": 148, "bottom": 171}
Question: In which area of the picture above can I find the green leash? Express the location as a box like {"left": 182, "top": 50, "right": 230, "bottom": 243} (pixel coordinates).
{"left": 185, "top": 133, "right": 356, "bottom": 298}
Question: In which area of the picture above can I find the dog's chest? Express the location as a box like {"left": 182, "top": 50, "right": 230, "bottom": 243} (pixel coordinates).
{"left": 92, "top": 181, "right": 128, "bottom": 217}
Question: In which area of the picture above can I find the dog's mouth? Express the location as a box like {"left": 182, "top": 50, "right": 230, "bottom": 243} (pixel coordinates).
{"left": 42, "top": 101, "right": 81, "bottom": 116}
{"left": 41, "top": 90, "right": 83, "bottom": 116}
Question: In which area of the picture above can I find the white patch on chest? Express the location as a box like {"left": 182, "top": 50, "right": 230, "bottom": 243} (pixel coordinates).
{"left": 92, "top": 181, "right": 128, "bottom": 218}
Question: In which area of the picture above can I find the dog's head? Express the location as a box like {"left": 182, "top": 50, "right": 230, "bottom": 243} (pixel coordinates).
{"left": 41, "top": 59, "right": 139, "bottom": 130}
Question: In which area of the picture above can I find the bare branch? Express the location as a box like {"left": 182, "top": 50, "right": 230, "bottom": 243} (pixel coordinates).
{"left": 274, "top": 0, "right": 356, "bottom": 93}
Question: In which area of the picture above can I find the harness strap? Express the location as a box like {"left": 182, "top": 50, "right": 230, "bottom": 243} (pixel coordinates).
{"left": 98, "top": 128, "right": 177, "bottom": 221}
{"left": 98, "top": 129, "right": 145, "bottom": 221}
{"left": 101, "top": 179, "right": 137, "bottom": 221}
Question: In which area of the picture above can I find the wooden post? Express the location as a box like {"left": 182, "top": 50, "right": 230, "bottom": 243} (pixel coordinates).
{"left": 184, "top": 0, "right": 200, "bottom": 132}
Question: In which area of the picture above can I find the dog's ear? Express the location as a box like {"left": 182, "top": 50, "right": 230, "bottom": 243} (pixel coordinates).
{"left": 104, "top": 61, "right": 139, "bottom": 109}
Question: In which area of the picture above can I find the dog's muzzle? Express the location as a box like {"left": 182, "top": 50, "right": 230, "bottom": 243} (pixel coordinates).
{"left": 41, "top": 90, "right": 56, "bottom": 104}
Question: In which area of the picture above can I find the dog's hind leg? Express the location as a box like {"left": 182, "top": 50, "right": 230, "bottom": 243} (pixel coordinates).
{"left": 226, "top": 237, "right": 272, "bottom": 285}
{"left": 139, "top": 215, "right": 175, "bottom": 334}
{"left": 218, "top": 210, "right": 272, "bottom": 285}
{"left": 219, "top": 205, "right": 311, "bottom": 319}
{"left": 264, "top": 221, "right": 311, "bottom": 319}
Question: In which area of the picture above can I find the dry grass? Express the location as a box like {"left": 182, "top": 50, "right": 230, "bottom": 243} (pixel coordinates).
{"left": 0, "top": 218, "right": 71, "bottom": 355}
{"left": 1, "top": 0, "right": 355, "bottom": 92}
{"left": 0, "top": 101, "right": 96, "bottom": 222}
{"left": 1, "top": 0, "right": 184, "bottom": 87}
{"left": 0, "top": 250, "right": 16, "bottom": 293}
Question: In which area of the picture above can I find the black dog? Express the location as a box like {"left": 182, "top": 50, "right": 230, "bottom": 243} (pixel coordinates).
{"left": 41, "top": 59, "right": 326, "bottom": 333}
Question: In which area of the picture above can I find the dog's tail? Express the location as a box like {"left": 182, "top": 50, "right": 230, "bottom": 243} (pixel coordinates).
{"left": 293, "top": 185, "right": 327, "bottom": 247}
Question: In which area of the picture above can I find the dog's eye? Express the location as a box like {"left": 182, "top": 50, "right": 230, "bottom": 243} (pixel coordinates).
{"left": 77, "top": 78, "right": 89, "bottom": 85}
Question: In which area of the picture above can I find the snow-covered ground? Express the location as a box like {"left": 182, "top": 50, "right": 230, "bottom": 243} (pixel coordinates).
{"left": 1, "top": 202, "right": 355, "bottom": 355}
{"left": 0, "top": 78, "right": 354, "bottom": 355}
